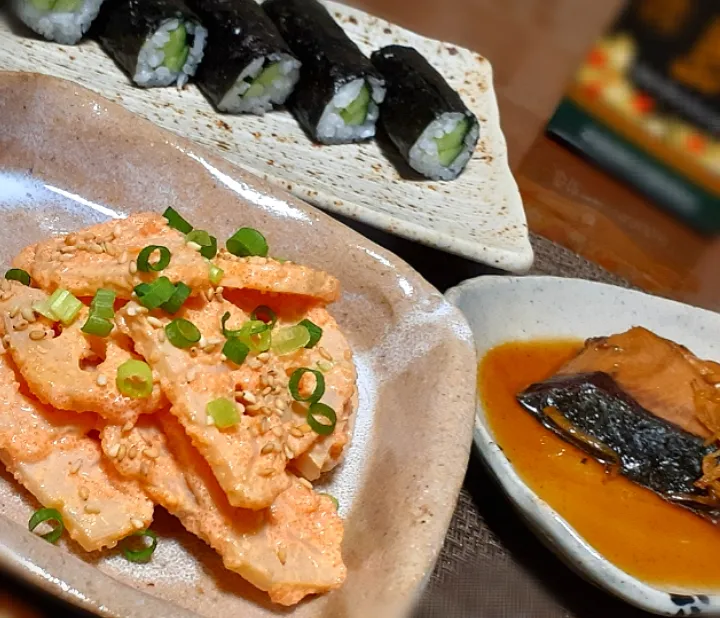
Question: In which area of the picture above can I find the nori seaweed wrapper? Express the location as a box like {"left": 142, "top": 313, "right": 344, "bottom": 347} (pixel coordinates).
{"left": 263, "top": 0, "right": 383, "bottom": 138}
{"left": 188, "top": 0, "right": 296, "bottom": 107}
{"left": 518, "top": 371, "right": 720, "bottom": 520}
{"left": 371, "top": 45, "right": 478, "bottom": 160}
{"left": 97, "top": 0, "right": 200, "bottom": 77}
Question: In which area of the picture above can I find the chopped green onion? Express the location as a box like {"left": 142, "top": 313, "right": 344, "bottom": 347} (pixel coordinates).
{"left": 121, "top": 529, "right": 158, "bottom": 563}
{"left": 186, "top": 230, "right": 218, "bottom": 260}
{"left": 137, "top": 245, "right": 171, "bottom": 273}
{"left": 299, "top": 319, "right": 323, "bottom": 348}
{"left": 226, "top": 228, "right": 268, "bottom": 257}
{"left": 88, "top": 288, "right": 116, "bottom": 319}
{"left": 5, "top": 268, "right": 30, "bottom": 286}
{"left": 134, "top": 277, "right": 175, "bottom": 310}
{"left": 221, "top": 313, "right": 265, "bottom": 338}
{"left": 82, "top": 288, "right": 116, "bottom": 337}
{"left": 251, "top": 305, "right": 277, "bottom": 328}
{"left": 318, "top": 493, "right": 339, "bottom": 510}
{"left": 223, "top": 338, "right": 250, "bottom": 366}
{"left": 161, "top": 282, "right": 191, "bottom": 315}
{"left": 165, "top": 318, "right": 201, "bottom": 349}
{"left": 209, "top": 263, "right": 224, "bottom": 285}
{"left": 206, "top": 397, "right": 240, "bottom": 428}
{"left": 28, "top": 508, "right": 64, "bottom": 543}
{"left": 47, "top": 288, "right": 83, "bottom": 326}
{"left": 307, "top": 402, "right": 337, "bottom": 435}
{"left": 32, "top": 300, "right": 57, "bottom": 321}
{"left": 116, "top": 359, "right": 154, "bottom": 399}
{"left": 81, "top": 314, "right": 114, "bottom": 337}
{"left": 288, "top": 367, "right": 325, "bottom": 404}
{"left": 163, "top": 207, "right": 193, "bottom": 234}
{"left": 271, "top": 325, "right": 310, "bottom": 356}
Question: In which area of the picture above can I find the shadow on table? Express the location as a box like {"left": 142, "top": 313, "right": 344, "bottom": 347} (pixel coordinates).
{"left": 416, "top": 452, "right": 655, "bottom": 618}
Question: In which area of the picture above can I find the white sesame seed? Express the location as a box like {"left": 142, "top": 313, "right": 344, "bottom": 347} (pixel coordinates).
{"left": 107, "top": 443, "right": 120, "bottom": 458}
{"left": 257, "top": 352, "right": 270, "bottom": 362}
{"left": 113, "top": 224, "right": 122, "bottom": 238}
{"left": 136, "top": 306, "right": 149, "bottom": 315}
{"left": 272, "top": 426, "right": 283, "bottom": 438}
{"left": 262, "top": 386, "right": 272, "bottom": 396}
{"left": 284, "top": 444, "right": 294, "bottom": 459}
{"left": 147, "top": 316, "right": 163, "bottom": 328}
{"left": 127, "top": 306, "right": 137, "bottom": 317}
{"left": 96, "top": 374, "right": 108, "bottom": 386}
{"left": 65, "top": 233, "right": 78, "bottom": 246}
{"left": 21, "top": 307, "right": 36, "bottom": 322}
{"left": 29, "top": 329, "right": 45, "bottom": 341}
{"left": 258, "top": 467, "right": 275, "bottom": 477}
{"left": 117, "top": 444, "right": 127, "bottom": 461}
{"left": 140, "top": 462, "right": 150, "bottom": 476}
{"left": 118, "top": 250, "right": 128, "bottom": 265}
{"left": 237, "top": 402, "right": 246, "bottom": 415}
{"left": 277, "top": 545, "right": 287, "bottom": 565}
{"left": 60, "top": 245, "right": 77, "bottom": 254}
{"left": 275, "top": 398, "right": 286, "bottom": 410}
{"left": 13, "top": 319, "right": 28, "bottom": 331}
{"left": 290, "top": 427, "right": 303, "bottom": 438}
{"left": 129, "top": 261, "right": 138, "bottom": 275}
{"left": 144, "top": 447, "right": 159, "bottom": 459}
{"left": 261, "top": 442, "right": 275, "bottom": 455}
{"left": 8, "top": 306, "right": 19, "bottom": 319}
{"left": 298, "top": 477, "right": 313, "bottom": 490}
{"left": 59, "top": 252, "right": 74, "bottom": 262}
{"left": 78, "top": 486, "right": 90, "bottom": 501}
{"left": 70, "top": 460, "right": 83, "bottom": 475}
{"left": 243, "top": 391, "right": 257, "bottom": 404}
{"left": 300, "top": 423, "right": 312, "bottom": 434}
{"left": 122, "top": 421, "right": 134, "bottom": 433}
{"left": 131, "top": 518, "right": 145, "bottom": 530}
{"left": 128, "top": 445, "right": 138, "bottom": 460}
{"left": 157, "top": 330, "right": 166, "bottom": 343}
{"left": 84, "top": 504, "right": 101, "bottom": 515}
{"left": 206, "top": 415, "right": 215, "bottom": 426}
{"left": 319, "top": 347, "right": 333, "bottom": 361}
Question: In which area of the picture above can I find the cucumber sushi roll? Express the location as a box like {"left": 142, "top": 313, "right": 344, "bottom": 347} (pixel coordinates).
{"left": 188, "top": 0, "right": 300, "bottom": 115}
{"left": 12, "top": 0, "right": 105, "bottom": 44}
{"left": 371, "top": 45, "right": 480, "bottom": 181}
{"left": 263, "top": 0, "right": 385, "bottom": 144}
{"left": 98, "top": 0, "right": 207, "bottom": 88}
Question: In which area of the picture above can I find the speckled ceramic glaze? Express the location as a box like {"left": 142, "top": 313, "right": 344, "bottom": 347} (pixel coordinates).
{"left": 0, "top": 1, "right": 532, "bottom": 272}
{"left": 0, "top": 72, "right": 476, "bottom": 618}
{"left": 447, "top": 276, "right": 720, "bottom": 617}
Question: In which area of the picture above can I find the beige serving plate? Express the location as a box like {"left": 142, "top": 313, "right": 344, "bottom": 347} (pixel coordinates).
{"left": 0, "top": 0, "right": 532, "bottom": 272}
{"left": 0, "top": 72, "right": 476, "bottom": 618}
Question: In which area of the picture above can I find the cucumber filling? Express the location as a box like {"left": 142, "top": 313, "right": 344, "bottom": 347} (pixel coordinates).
{"left": 162, "top": 24, "right": 189, "bottom": 72}
{"left": 30, "top": 0, "right": 81, "bottom": 10}
{"left": 242, "top": 62, "right": 282, "bottom": 99}
{"left": 339, "top": 84, "right": 370, "bottom": 126}
{"left": 435, "top": 118, "right": 469, "bottom": 166}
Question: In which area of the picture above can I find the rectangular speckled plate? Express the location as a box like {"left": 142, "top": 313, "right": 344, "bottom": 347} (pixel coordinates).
{"left": 0, "top": 1, "right": 532, "bottom": 273}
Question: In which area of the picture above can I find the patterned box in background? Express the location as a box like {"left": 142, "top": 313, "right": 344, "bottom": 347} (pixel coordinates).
{"left": 547, "top": 0, "right": 719, "bottom": 232}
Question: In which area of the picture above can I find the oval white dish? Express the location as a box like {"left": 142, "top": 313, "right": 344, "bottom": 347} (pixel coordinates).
{"left": 446, "top": 275, "right": 720, "bottom": 617}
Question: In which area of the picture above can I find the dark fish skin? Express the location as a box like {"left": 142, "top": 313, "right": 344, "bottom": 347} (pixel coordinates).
{"left": 517, "top": 372, "right": 720, "bottom": 519}
{"left": 98, "top": 0, "right": 201, "bottom": 80}
{"left": 370, "top": 45, "right": 479, "bottom": 177}
{"left": 263, "top": 0, "right": 384, "bottom": 142}
{"left": 189, "top": 0, "right": 297, "bottom": 108}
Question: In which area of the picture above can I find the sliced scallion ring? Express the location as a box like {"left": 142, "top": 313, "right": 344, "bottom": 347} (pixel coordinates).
{"left": 28, "top": 508, "right": 64, "bottom": 543}
{"left": 165, "top": 318, "right": 201, "bottom": 349}
{"left": 226, "top": 227, "right": 268, "bottom": 257}
{"left": 288, "top": 367, "right": 325, "bottom": 403}
{"left": 161, "top": 282, "right": 191, "bottom": 315}
{"left": 318, "top": 493, "right": 339, "bottom": 510}
{"left": 186, "top": 230, "right": 218, "bottom": 260}
{"left": 251, "top": 305, "right": 277, "bottom": 328}
{"left": 299, "top": 319, "right": 323, "bottom": 348}
{"left": 221, "top": 313, "right": 266, "bottom": 338}
{"left": 134, "top": 277, "right": 175, "bottom": 310}
{"left": 271, "top": 325, "right": 310, "bottom": 356}
{"left": 32, "top": 300, "right": 57, "bottom": 321}
{"left": 206, "top": 397, "right": 240, "bottom": 428}
{"left": 122, "top": 529, "right": 158, "bottom": 563}
{"left": 307, "top": 402, "right": 336, "bottom": 436}
{"left": 47, "top": 288, "right": 83, "bottom": 326}
{"left": 163, "top": 207, "right": 193, "bottom": 234}
{"left": 5, "top": 268, "right": 31, "bottom": 286}
{"left": 209, "top": 263, "right": 224, "bottom": 285}
{"left": 223, "top": 338, "right": 250, "bottom": 366}
{"left": 116, "top": 359, "right": 154, "bottom": 399}
{"left": 137, "top": 245, "right": 171, "bottom": 272}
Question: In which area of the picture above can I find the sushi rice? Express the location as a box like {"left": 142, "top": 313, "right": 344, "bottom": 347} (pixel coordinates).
{"left": 409, "top": 113, "right": 479, "bottom": 181}
{"left": 135, "top": 18, "right": 207, "bottom": 88}
{"left": 13, "top": 0, "right": 105, "bottom": 45}
{"left": 316, "top": 77, "right": 386, "bottom": 144}
{"left": 217, "top": 54, "right": 301, "bottom": 115}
